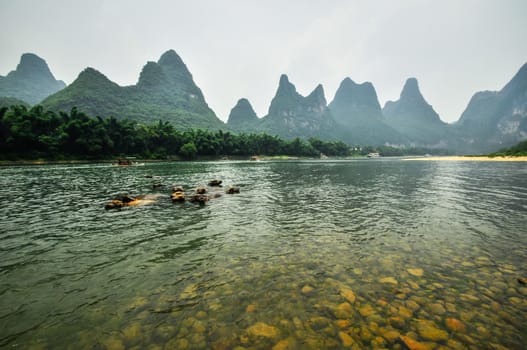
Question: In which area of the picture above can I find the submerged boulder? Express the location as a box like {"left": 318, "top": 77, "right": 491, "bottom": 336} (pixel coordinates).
{"left": 105, "top": 195, "right": 136, "bottom": 209}
{"left": 105, "top": 199, "right": 126, "bottom": 210}
{"left": 225, "top": 186, "right": 240, "bottom": 194}
{"left": 208, "top": 179, "right": 222, "bottom": 187}
{"left": 104, "top": 194, "right": 159, "bottom": 209}
{"left": 171, "top": 186, "right": 186, "bottom": 202}
{"left": 190, "top": 193, "right": 208, "bottom": 205}
{"left": 172, "top": 186, "right": 184, "bottom": 193}
{"left": 196, "top": 186, "right": 208, "bottom": 194}
{"left": 171, "top": 191, "right": 185, "bottom": 202}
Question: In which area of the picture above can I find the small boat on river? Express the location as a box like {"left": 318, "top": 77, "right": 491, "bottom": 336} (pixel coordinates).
{"left": 113, "top": 158, "right": 145, "bottom": 166}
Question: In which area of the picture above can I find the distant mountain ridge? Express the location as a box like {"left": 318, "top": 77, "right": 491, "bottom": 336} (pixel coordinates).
{"left": 455, "top": 63, "right": 527, "bottom": 153}
{"left": 0, "top": 53, "right": 66, "bottom": 105}
{"left": 42, "top": 50, "right": 223, "bottom": 128}
{"left": 383, "top": 78, "right": 452, "bottom": 147}
{"left": 227, "top": 98, "right": 259, "bottom": 131}
{"left": 328, "top": 77, "right": 406, "bottom": 145}
{"left": 256, "top": 75, "right": 337, "bottom": 139}
{"left": 3, "top": 50, "right": 525, "bottom": 153}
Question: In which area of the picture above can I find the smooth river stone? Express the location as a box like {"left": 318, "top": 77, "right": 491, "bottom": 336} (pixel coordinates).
{"left": 398, "top": 306, "right": 413, "bottom": 319}
{"left": 399, "top": 335, "right": 436, "bottom": 350}
{"left": 340, "top": 287, "right": 356, "bottom": 303}
{"left": 103, "top": 336, "right": 125, "bottom": 350}
{"left": 406, "top": 300, "right": 420, "bottom": 311}
{"left": 407, "top": 268, "right": 424, "bottom": 277}
{"left": 379, "top": 277, "right": 398, "bottom": 284}
{"left": 335, "top": 319, "right": 352, "bottom": 329}
{"left": 359, "top": 304, "right": 375, "bottom": 317}
{"left": 247, "top": 322, "right": 280, "bottom": 339}
{"left": 428, "top": 303, "right": 446, "bottom": 315}
{"left": 378, "top": 328, "right": 400, "bottom": 343}
{"left": 415, "top": 319, "right": 449, "bottom": 341}
{"left": 165, "top": 338, "right": 189, "bottom": 350}
{"left": 338, "top": 331, "right": 355, "bottom": 347}
{"left": 192, "top": 321, "right": 206, "bottom": 333}
{"left": 334, "top": 302, "right": 353, "bottom": 319}
{"left": 445, "top": 318, "right": 466, "bottom": 332}
{"left": 272, "top": 337, "right": 296, "bottom": 350}
{"left": 301, "top": 285, "right": 315, "bottom": 294}
{"left": 307, "top": 316, "right": 332, "bottom": 331}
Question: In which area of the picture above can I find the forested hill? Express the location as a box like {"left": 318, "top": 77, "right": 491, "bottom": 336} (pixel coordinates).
{"left": 0, "top": 53, "right": 66, "bottom": 105}
{"left": 41, "top": 50, "right": 224, "bottom": 129}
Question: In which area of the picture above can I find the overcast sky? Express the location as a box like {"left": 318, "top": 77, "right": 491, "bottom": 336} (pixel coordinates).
{"left": 1, "top": 0, "right": 526, "bottom": 123}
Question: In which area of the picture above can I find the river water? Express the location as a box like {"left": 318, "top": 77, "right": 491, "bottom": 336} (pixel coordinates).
{"left": 0, "top": 159, "right": 526, "bottom": 349}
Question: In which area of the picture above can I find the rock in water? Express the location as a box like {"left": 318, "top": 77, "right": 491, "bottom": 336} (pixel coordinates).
{"left": 171, "top": 191, "right": 185, "bottom": 202}
{"left": 104, "top": 195, "right": 137, "bottom": 209}
{"left": 226, "top": 186, "right": 240, "bottom": 194}
{"left": 208, "top": 179, "right": 222, "bottom": 187}
{"left": 171, "top": 186, "right": 185, "bottom": 202}
{"left": 399, "top": 335, "right": 435, "bottom": 350}
{"left": 415, "top": 319, "right": 449, "bottom": 341}
{"left": 445, "top": 318, "right": 466, "bottom": 332}
{"left": 379, "top": 277, "right": 398, "bottom": 284}
{"left": 190, "top": 194, "right": 208, "bottom": 205}
{"left": 338, "top": 331, "right": 354, "bottom": 347}
{"left": 407, "top": 268, "right": 424, "bottom": 277}
{"left": 247, "top": 322, "right": 280, "bottom": 339}
{"left": 196, "top": 186, "right": 207, "bottom": 194}
{"left": 301, "top": 285, "right": 314, "bottom": 295}
{"left": 339, "top": 287, "right": 356, "bottom": 303}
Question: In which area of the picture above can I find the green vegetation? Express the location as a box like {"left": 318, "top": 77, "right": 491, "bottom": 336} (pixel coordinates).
{"left": 0, "top": 105, "right": 454, "bottom": 161}
{"left": 0, "top": 53, "right": 66, "bottom": 105}
{"left": 0, "top": 105, "right": 352, "bottom": 160}
{"left": 41, "top": 51, "right": 224, "bottom": 129}
{"left": 0, "top": 97, "right": 29, "bottom": 109}
{"left": 489, "top": 140, "right": 527, "bottom": 157}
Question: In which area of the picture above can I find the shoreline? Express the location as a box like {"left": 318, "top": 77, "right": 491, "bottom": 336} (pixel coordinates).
{"left": 2, "top": 155, "right": 527, "bottom": 166}
{"left": 403, "top": 155, "right": 527, "bottom": 162}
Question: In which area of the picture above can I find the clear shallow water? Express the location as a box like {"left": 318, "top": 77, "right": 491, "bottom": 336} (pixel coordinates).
{"left": 0, "top": 159, "right": 526, "bottom": 349}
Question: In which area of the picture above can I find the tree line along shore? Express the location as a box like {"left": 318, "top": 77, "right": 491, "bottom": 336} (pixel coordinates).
{"left": 2, "top": 104, "right": 524, "bottom": 162}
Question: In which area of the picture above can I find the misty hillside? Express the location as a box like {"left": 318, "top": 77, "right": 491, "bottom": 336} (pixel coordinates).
{"left": 0, "top": 53, "right": 66, "bottom": 105}
{"left": 41, "top": 50, "right": 224, "bottom": 129}
{"left": 454, "top": 63, "right": 527, "bottom": 153}
{"left": 2, "top": 49, "right": 525, "bottom": 153}
{"left": 328, "top": 77, "right": 407, "bottom": 146}
{"left": 256, "top": 75, "right": 338, "bottom": 140}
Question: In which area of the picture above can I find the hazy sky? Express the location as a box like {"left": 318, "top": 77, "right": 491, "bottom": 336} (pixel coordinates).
{"left": 1, "top": 0, "right": 526, "bottom": 123}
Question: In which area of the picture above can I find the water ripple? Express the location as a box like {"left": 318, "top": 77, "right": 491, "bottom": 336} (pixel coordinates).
{"left": 0, "top": 160, "right": 526, "bottom": 348}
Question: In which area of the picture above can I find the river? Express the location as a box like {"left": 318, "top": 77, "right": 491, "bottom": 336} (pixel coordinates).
{"left": 1, "top": 159, "right": 526, "bottom": 349}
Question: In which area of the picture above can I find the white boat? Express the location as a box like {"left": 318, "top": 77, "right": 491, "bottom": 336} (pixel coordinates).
{"left": 367, "top": 152, "right": 380, "bottom": 158}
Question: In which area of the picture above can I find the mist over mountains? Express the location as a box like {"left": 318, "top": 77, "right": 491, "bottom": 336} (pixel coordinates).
{"left": 1, "top": 50, "right": 526, "bottom": 153}
{"left": 0, "top": 53, "right": 65, "bottom": 105}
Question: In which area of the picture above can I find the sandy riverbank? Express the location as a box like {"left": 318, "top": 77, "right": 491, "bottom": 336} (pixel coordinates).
{"left": 403, "top": 156, "right": 527, "bottom": 162}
